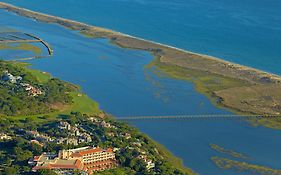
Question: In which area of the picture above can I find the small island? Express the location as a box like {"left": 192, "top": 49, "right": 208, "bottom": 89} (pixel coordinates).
{"left": 211, "top": 157, "right": 281, "bottom": 175}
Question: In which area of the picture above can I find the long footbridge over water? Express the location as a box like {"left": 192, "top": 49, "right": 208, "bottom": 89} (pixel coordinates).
{"left": 0, "top": 31, "right": 53, "bottom": 56}
{"left": 117, "top": 114, "right": 281, "bottom": 121}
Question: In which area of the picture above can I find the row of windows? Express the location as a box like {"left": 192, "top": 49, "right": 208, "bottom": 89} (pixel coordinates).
{"left": 84, "top": 158, "right": 114, "bottom": 163}
{"left": 83, "top": 154, "right": 114, "bottom": 158}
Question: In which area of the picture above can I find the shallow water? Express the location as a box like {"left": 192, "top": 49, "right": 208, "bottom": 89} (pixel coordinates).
{"left": 1, "top": 9, "right": 281, "bottom": 175}
{"left": 2, "top": 0, "right": 281, "bottom": 75}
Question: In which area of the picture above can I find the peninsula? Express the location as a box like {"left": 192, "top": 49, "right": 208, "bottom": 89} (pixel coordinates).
{"left": 1, "top": 2, "right": 281, "bottom": 131}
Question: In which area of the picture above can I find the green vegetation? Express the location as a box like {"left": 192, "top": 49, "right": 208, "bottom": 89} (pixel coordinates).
{"left": 0, "top": 112, "right": 194, "bottom": 175}
{"left": 210, "top": 143, "right": 249, "bottom": 159}
{"left": 0, "top": 60, "right": 194, "bottom": 174}
{"left": 0, "top": 61, "right": 99, "bottom": 120}
{"left": 145, "top": 57, "right": 281, "bottom": 130}
{"left": 151, "top": 139, "right": 191, "bottom": 174}
{"left": 95, "top": 168, "right": 135, "bottom": 175}
{"left": 0, "top": 43, "right": 42, "bottom": 55}
{"left": 145, "top": 56, "right": 250, "bottom": 105}
{"left": 2, "top": 0, "right": 281, "bottom": 128}
{"left": 0, "top": 60, "right": 74, "bottom": 116}
{"left": 211, "top": 157, "right": 281, "bottom": 175}
{"left": 78, "top": 114, "right": 194, "bottom": 175}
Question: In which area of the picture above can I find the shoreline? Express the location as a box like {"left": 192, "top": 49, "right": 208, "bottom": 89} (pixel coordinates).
{"left": 0, "top": 2, "right": 280, "bottom": 84}
{"left": 0, "top": 60, "right": 195, "bottom": 175}
{"left": 1, "top": 2, "right": 281, "bottom": 119}
{"left": 0, "top": 60, "right": 194, "bottom": 174}
{"left": 0, "top": 5, "right": 196, "bottom": 173}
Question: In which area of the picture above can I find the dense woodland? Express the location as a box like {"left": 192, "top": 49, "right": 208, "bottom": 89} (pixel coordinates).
{"left": 0, "top": 61, "right": 74, "bottom": 116}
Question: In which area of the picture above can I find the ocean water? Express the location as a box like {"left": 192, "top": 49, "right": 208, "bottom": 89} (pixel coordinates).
{"left": 1, "top": 9, "right": 281, "bottom": 175}
{"left": 2, "top": 0, "right": 281, "bottom": 75}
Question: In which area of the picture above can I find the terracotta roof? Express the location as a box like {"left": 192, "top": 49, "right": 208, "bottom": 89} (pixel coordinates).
{"left": 33, "top": 159, "right": 83, "bottom": 171}
{"left": 71, "top": 147, "right": 113, "bottom": 157}
{"left": 71, "top": 152, "right": 82, "bottom": 157}
{"left": 33, "top": 156, "right": 40, "bottom": 161}
{"left": 78, "top": 148, "right": 103, "bottom": 155}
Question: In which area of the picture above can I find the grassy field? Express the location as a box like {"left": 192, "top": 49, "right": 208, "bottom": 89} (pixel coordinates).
{"left": 4, "top": 63, "right": 100, "bottom": 124}
{"left": 145, "top": 56, "right": 251, "bottom": 105}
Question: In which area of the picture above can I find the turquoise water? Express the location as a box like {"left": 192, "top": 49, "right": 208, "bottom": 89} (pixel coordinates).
{"left": 2, "top": 0, "right": 281, "bottom": 75}
{"left": 1, "top": 10, "right": 281, "bottom": 175}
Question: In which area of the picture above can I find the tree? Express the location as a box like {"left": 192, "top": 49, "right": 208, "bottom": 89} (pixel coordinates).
{"left": 14, "top": 147, "right": 33, "bottom": 162}
{"left": 3, "top": 166, "right": 18, "bottom": 175}
{"left": 38, "top": 169, "right": 57, "bottom": 175}
{"left": 30, "top": 142, "right": 43, "bottom": 155}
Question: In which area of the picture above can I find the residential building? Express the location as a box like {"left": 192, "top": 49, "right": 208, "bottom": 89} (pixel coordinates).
{"left": 2, "top": 70, "right": 22, "bottom": 83}
{"left": 0, "top": 133, "right": 12, "bottom": 140}
{"left": 31, "top": 153, "right": 83, "bottom": 172}
{"left": 138, "top": 155, "right": 155, "bottom": 170}
{"left": 31, "top": 146, "right": 117, "bottom": 175}
{"left": 59, "top": 146, "right": 117, "bottom": 173}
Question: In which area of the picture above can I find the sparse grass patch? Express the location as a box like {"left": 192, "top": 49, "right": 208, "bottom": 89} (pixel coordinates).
{"left": 145, "top": 57, "right": 251, "bottom": 103}
{"left": 0, "top": 43, "right": 42, "bottom": 55}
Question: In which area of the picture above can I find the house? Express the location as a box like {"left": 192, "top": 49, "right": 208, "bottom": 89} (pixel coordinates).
{"left": 31, "top": 153, "right": 83, "bottom": 173}
{"left": 138, "top": 155, "right": 155, "bottom": 170}
{"left": 59, "top": 121, "right": 72, "bottom": 130}
{"left": 101, "top": 121, "right": 112, "bottom": 128}
{"left": 59, "top": 146, "right": 117, "bottom": 173}
{"left": 21, "top": 83, "right": 43, "bottom": 97}
{"left": 32, "top": 146, "right": 117, "bottom": 175}
{"left": 26, "top": 130, "right": 40, "bottom": 138}
{"left": 30, "top": 140, "right": 44, "bottom": 147}
{"left": 124, "top": 133, "right": 131, "bottom": 139}
{"left": 0, "top": 133, "right": 12, "bottom": 140}
{"left": 2, "top": 70, "right": 22, "bottom": 84}
{"left": 66, "top": 138, "right": 78, "bottom": 146}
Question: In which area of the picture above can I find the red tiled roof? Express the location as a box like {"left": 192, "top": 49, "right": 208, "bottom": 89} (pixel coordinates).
{"left": 78, "top": 148, "right": 103, "bottom": 155}
{"left": 33, "top": 156, "right": 41, "bottom": 161}
{"left": 33, "top": 160, "right": 83, "bottom": 171}
{"left": 71, "top": 152, "right": 82, "bottom": 157}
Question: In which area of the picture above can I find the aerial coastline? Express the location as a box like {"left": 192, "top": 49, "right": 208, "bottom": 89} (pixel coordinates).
{"left": 0, "top": 2, "right": 280, "bottom": 83}
{"left": 1, "top": 2, "right": 281, "bottom": 129}
{"left": 0, "top": 60, "right": 195, "bottom": 175}
{"left": 1, "top": 2, "right": 281, "bottom": 174}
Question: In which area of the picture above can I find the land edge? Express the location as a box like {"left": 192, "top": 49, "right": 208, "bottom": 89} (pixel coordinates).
{"left": 0, "top": 40, "right": 195, "bottom": 175}
{"left": 1, "top": 1, "right": 281, "bottom": 119}
{"left": 0, "top": 2, "right": 280, "bottom": 83}
{"left": 2, "top": 3, "right": 281, "bottom": 175}
{"left": 0, "top": 2, "right": 279, "bottom": 173}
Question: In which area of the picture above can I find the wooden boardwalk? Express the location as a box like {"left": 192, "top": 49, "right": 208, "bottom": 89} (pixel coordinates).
{"left": 118, "top": 114, "right": 281, "bottom": 120}
{"left": 0, "top": 32, "right": 53, "bottom": 56}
